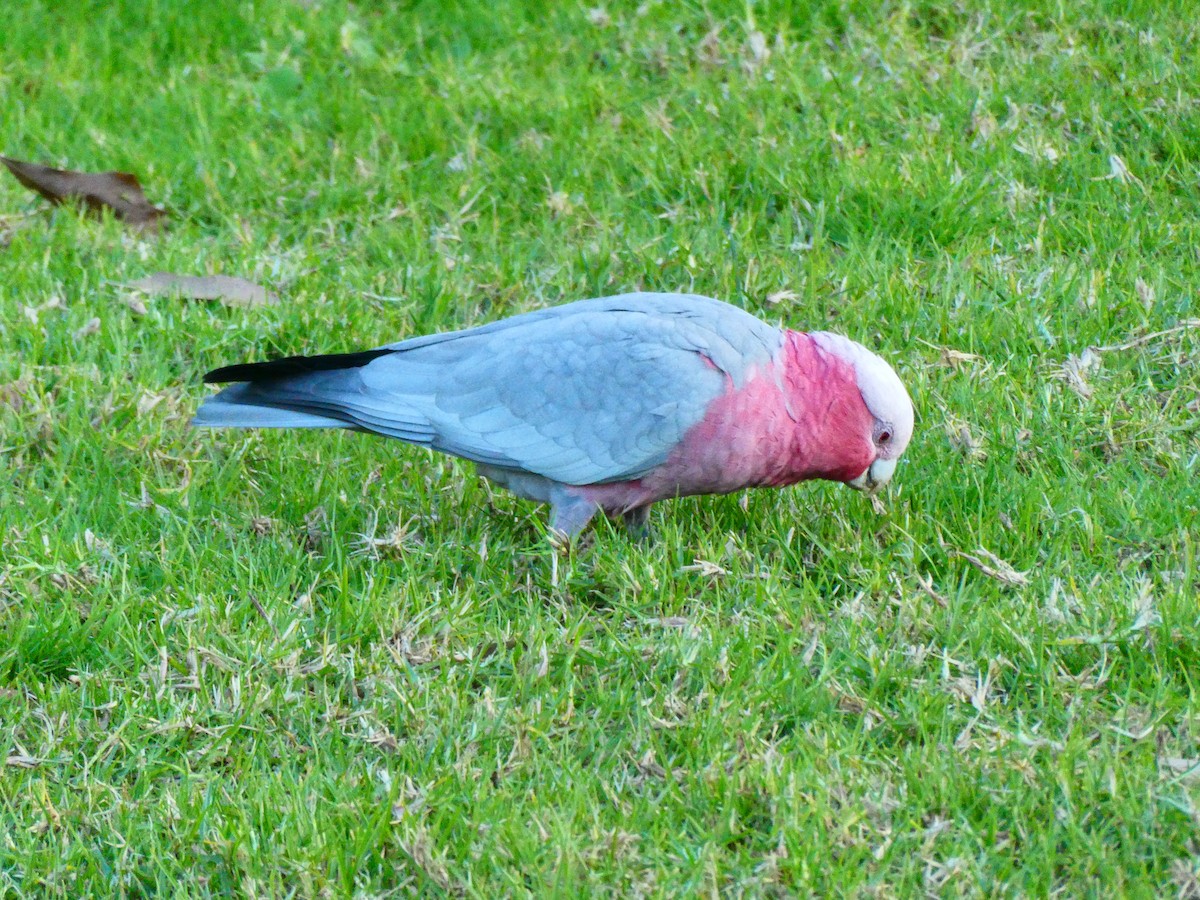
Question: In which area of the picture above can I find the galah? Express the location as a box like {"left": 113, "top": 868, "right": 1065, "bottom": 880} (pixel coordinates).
{"left": 193, "top": 293, "right": 914, "bottom": 538}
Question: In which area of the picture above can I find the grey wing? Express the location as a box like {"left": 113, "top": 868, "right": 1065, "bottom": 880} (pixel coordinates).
{"left": 363, "top": 310, "right": 759, "bottom": 484}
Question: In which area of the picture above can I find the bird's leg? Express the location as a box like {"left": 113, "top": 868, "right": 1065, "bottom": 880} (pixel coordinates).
{"left": 621, "top": 504, "right": 654, "bottom": 541}
{"left": 548, "top": 487, "right": 599, "bottom": 545}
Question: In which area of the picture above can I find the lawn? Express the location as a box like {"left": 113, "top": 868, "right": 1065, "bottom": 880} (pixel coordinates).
{"left": 1, "top": 0, "right": 1199, "bottom": 895}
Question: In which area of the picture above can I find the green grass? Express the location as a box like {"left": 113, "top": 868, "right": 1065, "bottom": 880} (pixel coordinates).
{"left": 2, "top": 0, "right": 1199, "bottom": 894}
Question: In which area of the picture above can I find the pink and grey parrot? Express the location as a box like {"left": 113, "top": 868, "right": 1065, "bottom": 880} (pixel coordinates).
{"left": 194, "top": 293, "right": 914, "bottom": 538}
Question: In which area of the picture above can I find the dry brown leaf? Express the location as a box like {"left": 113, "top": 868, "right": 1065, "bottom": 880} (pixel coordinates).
{"left": 251, "top": 516, "right": 276, "bottom": 536}
{"left": 0, "top": 378, "right": 32, "bottom": 411}
{"left": 1095, "top": 154, "right": 1139, "bottom": 185}
{"left": 121, "top": 294, "right": 149, "bottom": 316}
{"left": 1171, "top": 857, "right": 1200, "bottom": 900}
{"left": 546, "top": 189, "right": 574, "bottom": 216}
{"left": 941, "top": 348, "right": 983, "bottom": 369}
{"left": 73, "top": 317, "right": 101, "bottom": 340}
{"left": 1094, "top": 318, "right": 1200, "bottom": 352}
{"left": 1135, "top": 278, "right": 1156, "bottom": 309}
{"left": 518, "top": 130, "right": 548, "bottom": 153}
{"left": 914, "top": 572, "right": 949, "bottom": 608}
{"left": 696, "top": 27, "right": 724, "bottom": 67}
{"left": 0, "top": 211, "right": 39, "bottom": 248}
{"left": 765, "top": 289, "right": 799, "bottom": 305}
{"left": 916, "top": 339, "right": 984, "bottom": 370}
{"left": 946, "top": 546, "right": 1030, "bottom": 588}
{"left": 681, "top": 559, "right": 727, "bottom": 577}
{"left": 645, "top": 99, "right": 674, "bottom": 138}
{"left": 946, "top": 418, "right": 987, "bottom": 460}
{"left": 1161, "top": 757, "right": 1200, "bottom": 781}
{"left": 585, "top": 6, "right": 611, "bottom": 27}
{"left": 129, "top": 273, "right": 279, "bottom": 308}
{"left": 1058, "top": 348, "right": 1102, "bottom": 399}
{"left": 970, "top": 108, "right": 998, "bottom": 142}
{"left": 744, "top": 30, "right": 769, "bottom": 69}
{"left": 1, "top": 156, "right": 165, "bottom": 232}
{"left": 21, "top": 295, "right": 65, "bottom": 326}
{"left": 135, "top": 390, "right": 167, "bottom": 416}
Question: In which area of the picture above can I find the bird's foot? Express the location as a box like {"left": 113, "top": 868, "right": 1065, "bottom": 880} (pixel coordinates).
{"left": 621, "top": 504, "right": 654, "bottom": 542}
{"left": 548, "top": 489, "right": 599, "bottom": 545}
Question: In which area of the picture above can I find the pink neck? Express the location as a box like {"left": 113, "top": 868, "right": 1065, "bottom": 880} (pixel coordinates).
{"left": 759, "top": 331, "right": 874, "bottom": 484}
{"left": 650, "top": 332, "right": 875, "bottom": 492}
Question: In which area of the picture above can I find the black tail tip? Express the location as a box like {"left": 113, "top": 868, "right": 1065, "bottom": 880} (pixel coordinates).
{"left": 202, "top": 348, "right": 392, "bottom": 384}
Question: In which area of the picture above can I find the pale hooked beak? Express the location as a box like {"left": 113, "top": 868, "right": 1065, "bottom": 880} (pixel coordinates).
{"left": 847, "top": 457, "right": 898, "bottom": 494}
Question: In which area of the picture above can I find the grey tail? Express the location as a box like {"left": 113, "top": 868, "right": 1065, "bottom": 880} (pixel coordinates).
{"left": 192, "top": 349, "right": 390, "bottom": 430}
{"left": 191, "top": 383, "right": 353, "bottom": 429}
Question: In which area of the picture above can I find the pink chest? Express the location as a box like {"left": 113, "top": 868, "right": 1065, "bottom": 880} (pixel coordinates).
{"left": 576, "top": 340, "right": 875, "bottom": 513}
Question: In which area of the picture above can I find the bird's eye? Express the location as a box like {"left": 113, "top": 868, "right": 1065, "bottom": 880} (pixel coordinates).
{"left": 878, "top": 430, "right": 892, "bottom": 445}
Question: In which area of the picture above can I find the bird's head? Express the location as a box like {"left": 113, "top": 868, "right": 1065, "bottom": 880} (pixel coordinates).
{"left": 808, "top": 332, "right": 914, "bottom": 494}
